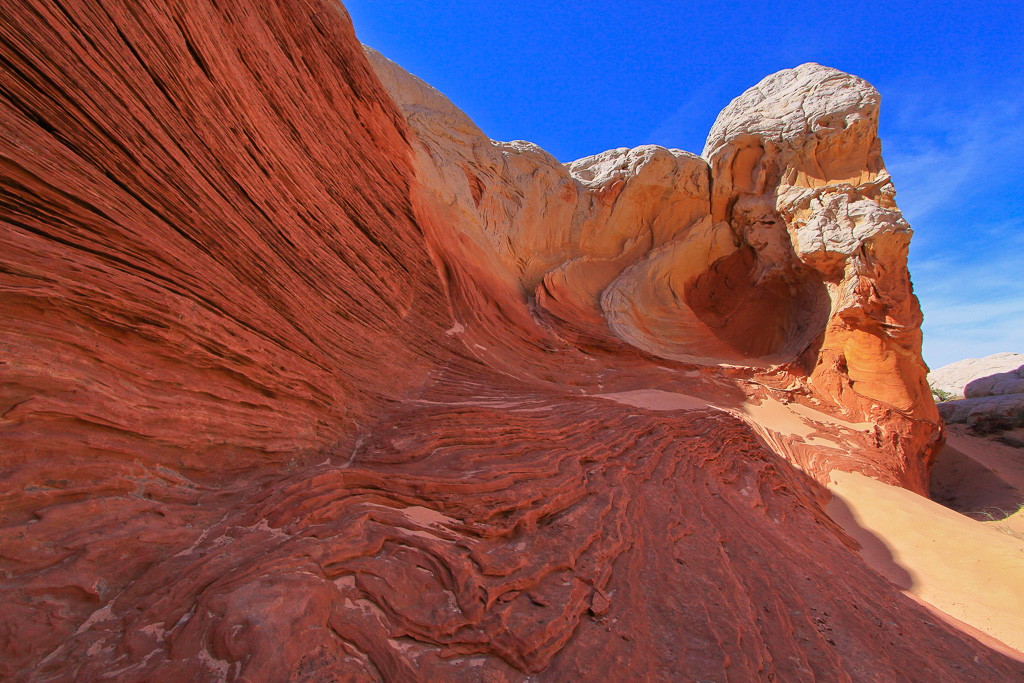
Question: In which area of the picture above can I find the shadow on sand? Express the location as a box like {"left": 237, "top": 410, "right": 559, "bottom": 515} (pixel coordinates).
{"left": 824, "top": 491, "right": 914, "bottom": 590}
{"left": 930, "top": 442, "right": 1024, "bottom": 522}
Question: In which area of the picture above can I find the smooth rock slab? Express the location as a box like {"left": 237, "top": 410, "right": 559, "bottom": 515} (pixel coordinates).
{"left": 929, "top": 352, "right": 1024, "bottom": 399}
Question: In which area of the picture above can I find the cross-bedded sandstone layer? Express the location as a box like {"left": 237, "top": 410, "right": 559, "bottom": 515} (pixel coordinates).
{"left": 370, "top": 49, "right": 941, "bottom": 494}
{"left": 0, "top": 1, "right": 1016, "bottom": 681}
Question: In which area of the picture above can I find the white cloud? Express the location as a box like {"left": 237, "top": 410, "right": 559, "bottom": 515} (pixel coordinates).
{"left": 881, "top": 82, "right": 1024, "bottom": 369}
{"left": 914, "top": 246, "right": 1024, "bottom": 368}
{"left": 913, "top": 252, "right": 1024, "bottom": 369}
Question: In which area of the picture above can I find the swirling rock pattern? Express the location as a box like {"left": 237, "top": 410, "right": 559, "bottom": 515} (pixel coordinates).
{"left": 1, "top": 1, "right": 1017, "bottom": 681}
{"left": 374, "top": 51, "right": 942, "bottom": 493}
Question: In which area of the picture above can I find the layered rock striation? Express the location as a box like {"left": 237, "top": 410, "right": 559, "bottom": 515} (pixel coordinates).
{"left": 370, "top": 50, "right": 940, "bottom": 491}
{"left": 1, "top": 1, "right": 1015, "bottom": 681}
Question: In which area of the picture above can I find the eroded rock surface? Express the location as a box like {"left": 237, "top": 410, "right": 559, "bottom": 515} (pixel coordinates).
{"left": 931, "top": 354, "right": 1024, "bottom": 431}
{"left": 1, "top": 1, "right": 1015, "bottom": 681}
{"left": 930, "top": 352, "right": 1024, "bottom": 399}
{"left": 370, "top": 51, "right": 940, "bottom": 492}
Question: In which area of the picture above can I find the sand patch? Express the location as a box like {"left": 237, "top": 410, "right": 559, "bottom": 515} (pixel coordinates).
{"left": 594, "top": 389, "right": 715, "bottom": 412}
{"left": 738, "top": 398, "right": 871, "bottom": 448}
{"left": 827, "top": 470, "right": 1024, "bottom": 657}
{"left": 937, "top": 426, "right": 1024, "bottom": 538}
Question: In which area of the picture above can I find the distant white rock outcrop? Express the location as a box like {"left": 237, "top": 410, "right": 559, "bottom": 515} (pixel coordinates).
{"left": 930, "top": 353, "right": 1024, "bottom": 428}
{"left": 928, "top": 352, "right": 1024, "bottom": 399}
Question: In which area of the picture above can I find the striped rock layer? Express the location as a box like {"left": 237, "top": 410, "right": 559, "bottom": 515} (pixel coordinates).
{"left": 1, "top": 1, "right": 1012, "bottom": 681}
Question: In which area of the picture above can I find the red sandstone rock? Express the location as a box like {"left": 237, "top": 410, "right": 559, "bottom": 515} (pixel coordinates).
{"left": 370, "top": 50, "right": 941, "bottom": 494}
{"left": 0, "top": 1, "right": 1017, "bottom": 681}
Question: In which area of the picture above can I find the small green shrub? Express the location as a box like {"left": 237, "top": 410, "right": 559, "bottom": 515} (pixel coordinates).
{"left": 977, "top": 508, "right": 1024, "bottom": 542}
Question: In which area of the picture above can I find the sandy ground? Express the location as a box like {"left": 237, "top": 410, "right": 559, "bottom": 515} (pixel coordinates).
{"left": 933, "top": 425, "right": 1024, "bottom": 538}
{"left": 595, "top": 390, "right": 1024, "bottom": 658}
{"left": 595, "top": 389, "right": 714, "bottom": 412}
{"left": 827, "top": 466, "right": 1024, "bottom": 659}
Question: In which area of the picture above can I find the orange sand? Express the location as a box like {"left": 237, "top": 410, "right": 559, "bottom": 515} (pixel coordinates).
{"left": 827, "top": 469, "right": 1024, "bottom": 658}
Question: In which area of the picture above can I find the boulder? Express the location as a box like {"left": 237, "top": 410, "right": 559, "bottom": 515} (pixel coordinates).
{"left": 937, "top": 394, "right": 1024, "bottom": 430}
{"left": 929, "top": 352, "right": 1024, "bottom": 399}
{"left": 966, "top": 365, "right": 1024, "bottom": 399}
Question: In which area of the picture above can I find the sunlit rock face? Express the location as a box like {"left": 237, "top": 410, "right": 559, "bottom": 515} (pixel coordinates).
{"left": 370, "top": 51, "right": 941, "bottom": 492}
{"left": 1, "top": 1, "right": 1015, "bottom": 681}
{"left": 701, "top": 64, "right": 942, "bottom": 490}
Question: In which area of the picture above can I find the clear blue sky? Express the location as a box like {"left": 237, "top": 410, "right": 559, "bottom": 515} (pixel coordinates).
{"left": 344, "top": 1, "right": 1023, "bottom": 369}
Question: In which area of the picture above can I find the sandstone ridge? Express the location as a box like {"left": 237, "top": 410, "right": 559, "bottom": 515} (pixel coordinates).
{"left": 369, "top": 50, "right": 940, "bottom": 489}
{"left": 2, "top": 2, "right": 1017, "bottom": 681}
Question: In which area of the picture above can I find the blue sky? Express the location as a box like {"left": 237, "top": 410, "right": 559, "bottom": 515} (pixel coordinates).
{"left": 345, "top": 1, "right": 1023, "bottom": 369}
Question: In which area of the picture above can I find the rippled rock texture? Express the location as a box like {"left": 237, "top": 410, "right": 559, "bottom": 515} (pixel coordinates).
{"left": 1, "top": 1, "right": 1017, "bottom": 681}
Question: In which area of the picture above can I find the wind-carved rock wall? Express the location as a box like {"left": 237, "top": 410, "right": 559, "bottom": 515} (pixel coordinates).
{"left": 1, "top": 2, "right": 1016, "bottom": 681}
{"left": 370, "top": 52, "right": 940, "bottom": 491}
{"left": 701, "top": 65, "right": 941, "bottom": 489}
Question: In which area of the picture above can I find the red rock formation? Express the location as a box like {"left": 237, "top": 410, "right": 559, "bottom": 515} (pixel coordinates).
{"left": 371, "top": 51, "right": 942, "bottom": 494}
{"left": 0, "top": 1, "right": 1017, "bottom": 681}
